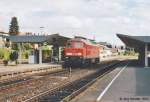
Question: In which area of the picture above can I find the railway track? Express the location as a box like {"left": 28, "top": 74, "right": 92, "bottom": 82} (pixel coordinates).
{"left": 0, "top": 60, "right": 127, "bottom": 102}
{"left": 0, "top": 66, "right": 96, "bottom": 102}
{"left": 0, "top": 59, "right": 117, "bottom": 90}
{"left": 0, "top": 69, "right": 68, "bottom": 91}
{"left": 0, "top": 69, "right": 70, "bottom": 102}
{"left": 0, "top": 66, "right": 62, "bottom": 85}
{"left": 22, "top": 60, "right": 127, "bottom": 102}
{"left": 61, "top": 61, "right": 128, "bottom": 102}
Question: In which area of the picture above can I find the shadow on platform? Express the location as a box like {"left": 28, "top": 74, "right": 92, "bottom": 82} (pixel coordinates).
{"left": 128, "top": 59, "right": 150, "bottom": 96}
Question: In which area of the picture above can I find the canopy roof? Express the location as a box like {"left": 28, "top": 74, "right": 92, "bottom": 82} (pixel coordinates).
{"left": 0, "top": 34, "right": 70, "bottom": 46}
{"left": 117, "top": 33, "right": 150, "bottom": 50}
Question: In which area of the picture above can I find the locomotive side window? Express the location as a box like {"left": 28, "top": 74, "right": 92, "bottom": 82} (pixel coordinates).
{"left": 74, "top": 42, "right": 83, "bottom": 48}
{"left": 66, "top": 41, "right": 72, "bottom": 48}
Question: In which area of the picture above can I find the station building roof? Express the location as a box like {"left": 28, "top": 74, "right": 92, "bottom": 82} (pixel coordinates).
{"left": 117, "top": 34, "right": 150, "bottom": 49}
{"left": 0, "top": 34, "right": 70, "bottom": 46}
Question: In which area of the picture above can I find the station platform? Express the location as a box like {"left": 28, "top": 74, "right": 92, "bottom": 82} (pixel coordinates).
{"left": 72, "top": 60, "right": 150, "bottom": 102}
{"left": 0, "top": 63, "right": 62, "bottom": 79}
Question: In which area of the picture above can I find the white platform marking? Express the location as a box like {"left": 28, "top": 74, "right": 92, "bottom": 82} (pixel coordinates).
{"left": 96, "top": 61, "right": 130, "bottom": 102}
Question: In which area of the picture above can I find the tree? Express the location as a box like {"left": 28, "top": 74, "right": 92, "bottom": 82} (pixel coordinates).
{"left": 9, "top": 17, "right": 19, "bottom": 50}
{"left": 9, "top": 17, "right": 19, "bottom": 35}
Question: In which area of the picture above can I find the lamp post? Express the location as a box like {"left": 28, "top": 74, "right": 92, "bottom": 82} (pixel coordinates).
{"left": 40, "top": 26, "right": 45, "bottom": 35}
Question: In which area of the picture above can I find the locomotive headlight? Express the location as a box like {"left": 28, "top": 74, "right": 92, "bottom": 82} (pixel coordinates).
{"left": 77, "top": 53, "right": 82, "bottom": 55}
{"left": 66, "top": 53, "right": 72, "bottom": 55}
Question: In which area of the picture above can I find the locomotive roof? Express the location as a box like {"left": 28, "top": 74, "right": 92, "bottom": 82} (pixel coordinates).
{"left": 74, "top": 36, "right": 87, "bottom": 40}
{"left": 71, "top": 37, "right": 98, "bottom": 46}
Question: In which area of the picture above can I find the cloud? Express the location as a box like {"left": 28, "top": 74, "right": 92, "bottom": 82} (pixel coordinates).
{"left": 0, "top": 0, "right": 150, "bottom": 45}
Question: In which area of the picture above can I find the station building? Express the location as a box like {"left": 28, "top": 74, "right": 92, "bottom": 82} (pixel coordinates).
{"left": 0, "top": 33, "right": 70, "bottom": 64}
{"left": 117, "top": 34, "right": 150, "bottom": 67}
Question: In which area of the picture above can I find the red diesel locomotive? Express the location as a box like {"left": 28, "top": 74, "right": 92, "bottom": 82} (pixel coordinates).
{"left": 63, "top": 36, "right": 100, "bottom": 67}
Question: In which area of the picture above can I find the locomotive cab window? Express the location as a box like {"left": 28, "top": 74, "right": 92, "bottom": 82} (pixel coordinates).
{"left": 74, "top": 42, "right": 83, "bottom": 48}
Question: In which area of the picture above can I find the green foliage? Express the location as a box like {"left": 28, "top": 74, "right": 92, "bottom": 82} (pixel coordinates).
{"left": 22, "top": 50, "right": 29, "bottom": 59}
{"left": 9, "top": 17, "right": 20, "bottom": 50}
{"left": 12, "top": 43, "right": 19, "bottom": 50}
{"left": 22, "top": 43, "right": 32, "bottom": 50}
{"left": 43, "top": 42, "right": 48, "bottom": 46}
{"left": 42, "top": 50, "right": 51, "bottom": 61}
{"left": 0, "top": 48, "right": 11, "bottom": 60}
{"left": 123, "top": 50, "right": 136, "bottom": 56}
{"left": 9, "top": 17, "right": 19, "bottom": 35}
{"left": 0, "top": 50, "right": 4, "bottom": 59}
{"left": 42, "top": 45, "right": 50, "bottom": 50}
{"left": 121, "top": 47, "right": 136, "bottom": 56}
{"left": 5, "top": 39, "right": 10, "bottom": 48}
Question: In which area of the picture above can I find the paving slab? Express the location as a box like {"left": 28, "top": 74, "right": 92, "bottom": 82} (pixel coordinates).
{"left": 0, "top": 63, "right": 62, "bottom": 75}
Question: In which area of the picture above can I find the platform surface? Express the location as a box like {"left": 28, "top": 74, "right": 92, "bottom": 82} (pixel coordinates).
{"left": 72, "top": 60, "right": 150, "bottom": 102}
{"left": 0, "top": 63, "right": 62, "bottom": 74}
{"left": 100, "top": 61, "right": 150, "bottom": 102}
{"left": 0, "top": 56, "right": 128, "bottom": 75}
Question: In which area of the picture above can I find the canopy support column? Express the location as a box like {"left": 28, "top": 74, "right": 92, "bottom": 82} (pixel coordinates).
{"left": 18, "top": 43, "right": 22, "bottom": 64}
{"left": 145, "top": 43, "right": 148, "bottom": 67}
{"left": 39, "top": 43, "right": 42, "bottom": 64}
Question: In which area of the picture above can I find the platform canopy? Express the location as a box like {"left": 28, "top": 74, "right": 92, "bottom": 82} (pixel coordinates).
{"left": 0, "top": 34, "right": 70, "bottom": 46}
{"left": 0, "top": 33, "right": 70, "bottom": 64}
{"left": 117, "top": 33, "right": 150, "bottom": 67}
{"left": 117, "top": 33, "right": 150, "bottom": 49}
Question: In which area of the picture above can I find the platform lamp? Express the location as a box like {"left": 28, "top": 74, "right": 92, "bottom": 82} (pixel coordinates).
{"left": 40, "top": 26, "right": 45, "bottom": 35}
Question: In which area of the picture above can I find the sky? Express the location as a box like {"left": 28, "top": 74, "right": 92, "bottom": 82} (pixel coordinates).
{"left": 0, "top": 0, "right": 150, "bottom": 45}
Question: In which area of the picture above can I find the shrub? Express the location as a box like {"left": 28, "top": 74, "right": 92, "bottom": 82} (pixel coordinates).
{"left": 22, "top": 50, "right": 29, "bottom": 59}
{"left": 0, "top": 48, "right": 11, "bottom": 60}
{"left": 42, "top": 50, "right": 51, "bottom": 60}
{"left": 0, "top": 49, "right": 4, "bottom": 59}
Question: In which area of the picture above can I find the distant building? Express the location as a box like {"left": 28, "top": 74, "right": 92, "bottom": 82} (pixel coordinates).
{"left": 117, "top": 45, "right": 126, "bottom": 53}
{"left": 97, "top": 43, "right": 113, "bottom": 58}
{"left": 98, "top": 42, "right": 112, "bottom": 48}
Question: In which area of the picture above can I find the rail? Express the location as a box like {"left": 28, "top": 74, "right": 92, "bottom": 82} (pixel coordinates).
{"left": 0, "top": 69, "right": 67, "bottom": 90}
{"left": 0, "top": 65, "right": 62, "bottom": 83}
{"left": 23, "top": 61, "right": 122, "bottom": 102}
{"left": 61, "top": 61, "right": 120, "bottom": 102}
